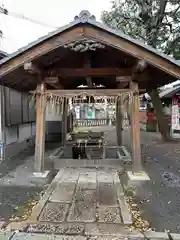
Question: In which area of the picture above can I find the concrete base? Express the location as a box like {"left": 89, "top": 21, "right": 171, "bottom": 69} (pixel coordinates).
{"left": 127, "top": 171, "right": 150, "bottom": 181}
{"left": 31, "top": 170, "right": 52, "bottom": 186}
{"left": 0, "top": 169, "right": 52, "bottom": 187}
{"left": 33, "top": 170, "right": 50, "bottom": 178}
{"left": 66, "top": 133, "right": 72, "bottom": 141}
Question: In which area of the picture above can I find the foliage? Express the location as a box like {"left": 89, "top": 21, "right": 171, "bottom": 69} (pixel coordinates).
{"left": 101, "top": 0, "right": 180, "bottom": 59}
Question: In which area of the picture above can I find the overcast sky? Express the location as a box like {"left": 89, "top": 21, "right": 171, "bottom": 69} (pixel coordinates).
{"left": 0, "top": 0, "right": 112, "bottom": 53}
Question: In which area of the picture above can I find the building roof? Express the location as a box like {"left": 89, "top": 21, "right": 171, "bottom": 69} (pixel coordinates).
{"left": 0, "top": 10, "right": 179, "bottom": 68}
{"left": 142, "top": 85, "right": 180, "bottom": 101}
{"left": 0, "top": 10, "right": 180, "bottom": 91}
{"left": 0, "top": 50, "right": 7, "bottom": 59}
{"left": 159, "top": 86, "right": 180, "bottom": 98}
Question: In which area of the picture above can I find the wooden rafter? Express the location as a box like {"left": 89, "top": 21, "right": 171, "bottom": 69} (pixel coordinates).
{"left": 84, "top": 53, "right": 93, "bottom": 88}
{"left": 84, "top": 27, "right": 180, "bottom": 78}
{"left": 44, "top": 77, "right": 63, "bottom": 89}
{"left": 0, "top": 25, "right": 179, "bottom": 83}
{"left": 24, "top": 62, "right": 41, "bottom": 75}
{"left": 131, "top": 59, "right": 147, "bottom": 82}
{"left": 46, "top": 68, "right": 131, "bottom": 77}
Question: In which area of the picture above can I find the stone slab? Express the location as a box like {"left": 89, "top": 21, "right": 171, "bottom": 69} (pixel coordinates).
{"left": 78, "top": 170, "right": 97, "bottom": 189}
{"left": 114, "top": 176, "right": 132, "bottom": 225}
{"left": 28, "top": 169, "right": 64, "bottom": 222}
{"left": 127, "top": 171, "right": 150, "bottom": 181}
{"left": 12, "top": 232, "right": 86, "bottom": 240}
{"left": 27, "top": 223, "right": 84, "bottom": 235}
{"left": 33, "top": 171, "right": 50, "bottom": 178}
{"left": 60, "top": 169, "right": 80, "bottom": 183}
{"left": 144, "top": 231, "right": 169, "bottom": 239}
{"left": 49, "top": 182, "right": 76, "bottom": 203}
{"left": 171, "top": 233, "right": 180, "bottom": 240}
{"left": 78, "top": 182, "right": 97, "bottom": 190}
{"left": 39, "top": 202, "right": 69, "bottom": 222}
{"left": 67, "top": 189, "right": 96, "bottom": 222}
{"left": 78, "top": 170, "right": 97, "bottom": 182}
{"left": 113, "top": 173, "right": 124, "bottom": 196}
{"left": 117, "top": 194, "right": 132, "bottom": 225}
{"left": 6, "top": 221, "right": 28, "bottom": 231}
{"left": 85, "top": 223, "right": 143, "bottom": 238}
{"left": 97, "top": 171, "right": 114, "bottom": 183}
{"left": 98, "top": 206, "right": 122, "bottom": 223}
{"left": 88, "top": 237, "right": 135, "bottom": 240}
{"left": 54, "top": 159, "right": 123, "bottom": 169}
{"left": 0, "top": 221, "right": 6, "bottom": 229}
{"left": 78, "top": 171, "right": 97, "bottom": 183}
{"left": 98, "top": 182, "right": 117, "bottom": 206}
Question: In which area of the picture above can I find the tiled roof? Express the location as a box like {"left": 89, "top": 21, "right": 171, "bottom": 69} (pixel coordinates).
{"left": 0, "top": 10, "right": 179, "bottom": 68}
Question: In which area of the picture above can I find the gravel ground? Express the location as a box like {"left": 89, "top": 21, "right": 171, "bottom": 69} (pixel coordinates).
{"left": 2, "top": 125, "right": 180, "bottom": 232}
{"left": 0, "top": 146, "right": 35, "bottom": 179}
{"left": 0, "top": 186, "right": 43, "bottom": 221}
{"left": 0, "top": 144, "right": 57, "bottom": 222}
{"left": 121, "top": 128, "right": 180, "bottom": 233}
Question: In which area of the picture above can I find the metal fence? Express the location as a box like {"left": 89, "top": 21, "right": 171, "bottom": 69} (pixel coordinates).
{"left": 74, "top": 118, "right": 108, "bottom": 127}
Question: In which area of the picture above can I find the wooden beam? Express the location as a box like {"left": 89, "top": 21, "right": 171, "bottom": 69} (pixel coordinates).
{"left": 116, "top": 96, "right": 123, "bottom": 146}
{"left": 134, "top": 59, "right": 147, "bottom": 73}
{"left": 44, "top": 77, "right": 59, "bottom": 84}
{"left": 24, "top": 62, "right": 41, "bottom": 75}
{"left": 130, "top": 81, "right": 142, "bottom": 173}
{"left": 31, "top": 88, "right": 146, "bottom": 96}
{"left": 0, "top": 28, "right": 83, "bottom": 78}
{"left": 31, "top": 89, "right": 133, "bottom": 96}
{"left": 62, "top": 98, "right": 68, "bottom": 146}
{"left": 84, "top": 27, "right": 180, "bottom": 79}
{"left": 84, "top": 53, "right": 93, "bottom": 88}
{"left": 44, "top": 77, "right": 63, "bottom": 89}
{"left": 1, "top": 25, "right": 180, "bottom": 84}
{"left": 47, "top": 68, "right": 131, "bottom": 77}
{"left": 116, "top": 76, "right": 131, "bottom": 82}
{"left": 131, "top": 59, "right": 147, "bottom": 82}
{"left": 34, "top": 82, "right": 46, "bottom": 172}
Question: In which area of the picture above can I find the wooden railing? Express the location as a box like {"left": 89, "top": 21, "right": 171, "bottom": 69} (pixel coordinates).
{"left": 74, "top": 119, "right": 108, "bottom": 127}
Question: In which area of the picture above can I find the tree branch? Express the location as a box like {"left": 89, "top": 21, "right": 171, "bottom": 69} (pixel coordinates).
{"left": 164, "top": 36, "right": 180, "bottom": 55}
{"left": 156, "top": 0, "right": 168, "bottom": 26}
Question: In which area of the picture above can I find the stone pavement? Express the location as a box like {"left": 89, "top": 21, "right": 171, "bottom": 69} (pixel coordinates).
{"left": 73, "top": 126, "right": 180, "bottom": 233}
{"left": 25, "top": 168, "right": 132, "bottom": 235}
{"left": 2, "top": 230, "right": 180, "bottom": 239}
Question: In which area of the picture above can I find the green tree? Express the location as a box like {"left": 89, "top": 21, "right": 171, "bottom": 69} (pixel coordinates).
{"left": 102, "top": 0, "right": 180, "bottom": 140}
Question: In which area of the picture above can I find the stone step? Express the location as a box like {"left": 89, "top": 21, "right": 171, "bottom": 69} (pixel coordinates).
{"left": 2, "top": 230, "right": 178, "bottom": 239}
{"left": 27, "top": 222, "right": 128, "bottom": 236}
{"left": 53, "top": 159, "right": 123, "bottom": 169}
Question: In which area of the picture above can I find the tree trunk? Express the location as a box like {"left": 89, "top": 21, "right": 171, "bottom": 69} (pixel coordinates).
{"left": 148, "top": 89, "right": 171, "bottom": 141}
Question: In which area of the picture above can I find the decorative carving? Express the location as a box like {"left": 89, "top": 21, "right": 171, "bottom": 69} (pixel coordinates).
{"left": 64, "top": 38, "right": 105, "bottom": 52}
{"left": 74, "top": 10, "right": 96, "bottom": 22}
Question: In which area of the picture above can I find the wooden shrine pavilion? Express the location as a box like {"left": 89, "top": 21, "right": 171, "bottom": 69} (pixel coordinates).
{"left": 0, "top": 10, "right": 180, "bottom": 176}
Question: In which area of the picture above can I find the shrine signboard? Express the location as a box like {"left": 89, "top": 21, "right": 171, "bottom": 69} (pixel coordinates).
{"left": 171, "top": 95, "right": 180, "bottom": 138}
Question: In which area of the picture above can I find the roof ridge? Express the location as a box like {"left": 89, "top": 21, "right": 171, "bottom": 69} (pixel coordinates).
{"left": 0, "top": 10, "right": 179, "bottom": 69}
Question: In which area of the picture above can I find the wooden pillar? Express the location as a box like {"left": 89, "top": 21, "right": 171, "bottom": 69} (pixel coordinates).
{"left": 34, "top": 82, "right": 46, "bottom": 172}
{"left": 116, "top": 97, "right": 123, "bottom": 146}
{"left": 62, "top": 98, "right": 68, "bottom": 146}
{"left": 130, "top": 81, "right": 142, "bottom": 173}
